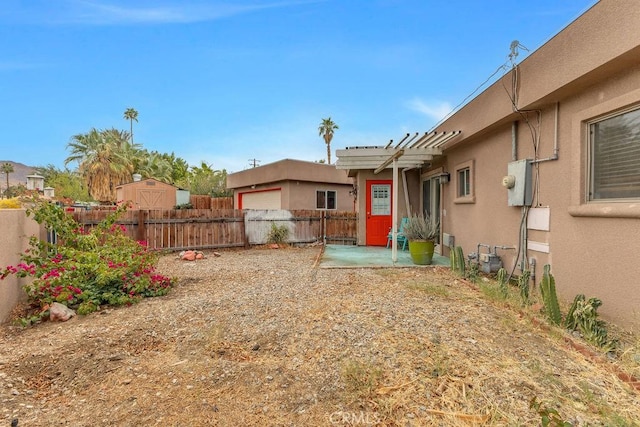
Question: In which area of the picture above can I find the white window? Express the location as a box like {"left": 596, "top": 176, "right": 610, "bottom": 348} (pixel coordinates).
{"left": 453, "top": 160, "right": 474, "bottom": 204}
{"left": 370, "top": 184, "right": 390, "bottom": 215}
{"left": 316, "top": 190, "right": 336, "bottom": 210}
{"left": 458, "top": 167, "right": 471, "bottom": 197}
{"left": 589, "top": 106, "right": 640, "bottom": 201}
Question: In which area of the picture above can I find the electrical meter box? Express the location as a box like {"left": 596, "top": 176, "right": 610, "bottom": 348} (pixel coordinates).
{"left": 505, "top": 159, "right": 533, "bottom": 206}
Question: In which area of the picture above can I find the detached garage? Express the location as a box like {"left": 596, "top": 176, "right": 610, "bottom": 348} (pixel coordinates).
{"left": 226, "top": 159, "right": 355, "bottom": 211}
{"left": 239, "top": 188, "right": 282, "bottom": 209}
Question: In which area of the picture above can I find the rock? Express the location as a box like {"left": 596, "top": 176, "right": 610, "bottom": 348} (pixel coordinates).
{"left": 213, "top": 252, "right": 221, "bottom": 257}
{"left": 49, "top": 302, "right": 76, "bottom": 322}
{"left": 195, "top": 252, "right": 204, "bottom": 260}
{"left": 182, "top": 251, "right": 196, "bottom": 261}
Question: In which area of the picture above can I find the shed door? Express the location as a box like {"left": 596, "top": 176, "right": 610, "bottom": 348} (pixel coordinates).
{"left": 137, "top": 189, "right": 165, "bottom": 209}
{"left": 240, "top": 189, "right": 282, "bottom": 209}
{"left": 366, "top": 180, "right": 392, "bottom": 246}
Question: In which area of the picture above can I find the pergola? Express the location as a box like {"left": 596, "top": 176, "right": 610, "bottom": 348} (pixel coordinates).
{"left": 335, "top": 130, "right": 461, "bottom": 262}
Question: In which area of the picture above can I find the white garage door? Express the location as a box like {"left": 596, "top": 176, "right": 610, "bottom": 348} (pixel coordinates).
{"left": 241, "top": 189, "right": 282, "bottom": 209}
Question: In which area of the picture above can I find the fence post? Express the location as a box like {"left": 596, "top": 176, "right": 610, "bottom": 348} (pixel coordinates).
{"left": 137, "top": 209, "right": 147, "bottom": 242}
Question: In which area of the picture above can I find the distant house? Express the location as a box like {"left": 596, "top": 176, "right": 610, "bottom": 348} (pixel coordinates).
{"left": 25, "top": 174, "right": 45, "bottom": 191}
{"left": 226, "top": 159, "right": 355, "bottom": 211}
{"left": 336, "top": 0, "right": 640, "bottom": 326}
{"left": 116, "top": 178, "right": 178, "bottom": 210}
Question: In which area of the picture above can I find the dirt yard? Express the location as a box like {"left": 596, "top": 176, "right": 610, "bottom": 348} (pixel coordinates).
{"left": 1, "top": 246, "right": 639, "bottom": 426}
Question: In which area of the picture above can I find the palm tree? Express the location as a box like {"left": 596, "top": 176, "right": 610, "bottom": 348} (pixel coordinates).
{"left": 1, "top": 162, "right": 14, "bottom": 198}
{"left": 136, "top": 151, "right": 173, "bottom": 183}
{"left": 123, "top": 108, "right": 139, "bottom": 143}
{"left": 318, "top": 117, "right": 339, "bottom": 164}
{"left": 65, "top": 128, "right": 139, "bottom": 203}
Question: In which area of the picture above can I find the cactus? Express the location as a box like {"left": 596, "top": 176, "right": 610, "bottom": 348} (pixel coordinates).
{"left": 451, "top": 246, "right": 465, "bottom": 275}
{"left": 540, "top": 264, "right": 562, "bottom": 325}
{"left": 449, "top": 246, "right": 456, "bottom": 270}
{"left": 564, "top": 294, "right": 584, "bottom": 331}
{"left": 497, "top": 268, "right": 508, "bottom": 298}
{"left": 564, "top": 294, "right": 617, "bottom": 351}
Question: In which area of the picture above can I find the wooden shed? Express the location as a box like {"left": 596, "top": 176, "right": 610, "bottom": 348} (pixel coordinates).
{"left": 116, "top": 178, "right": 177, "bottom": 210}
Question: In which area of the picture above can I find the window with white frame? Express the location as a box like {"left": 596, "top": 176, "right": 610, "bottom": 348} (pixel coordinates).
{"left": 458, "top": 167, "right": 471, "bottom": 197}
{"left": 453, "top": 160, "right": 474, "bottom": 204}
{"left": 589, "top": 106, "right": 640, "bottom": 201}
{"left": 316, "top": 190, "right": 337, "bottom": 210}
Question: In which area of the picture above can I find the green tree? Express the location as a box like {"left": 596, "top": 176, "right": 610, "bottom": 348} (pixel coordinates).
{"left": 65, "top": 128, "right": 140, "bottom": 203}
{"left": 35, "top": 164, "right": 91, "bottom": 202}
{"left": 135, "top": 150, "right": 173, "bottom": 183}
{"left": 1, "top": 162, "right": 14, "bottom": 199}
{"left": 123, "top": 108, "right": 139, "bottom": 143}
{"left": 177, "top": 161, "right": 231, "bottom": 197}
{"left": 318, "top": 117, "right": 339, "bottom": 164}
{"left": 166, "top": 153, "right": 190, "bottom": 184}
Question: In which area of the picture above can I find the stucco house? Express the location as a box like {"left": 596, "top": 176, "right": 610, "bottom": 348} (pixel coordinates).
{"left": 226, "top": 159, "right": 356, "bottom": 211}
{"left": 116, "top": 177, "right": 178, "bottom": 210}
{"left": 336, "top": 0, "right": 640, "bottom": 326}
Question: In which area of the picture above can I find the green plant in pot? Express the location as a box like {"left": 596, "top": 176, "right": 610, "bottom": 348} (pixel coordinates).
{"left": 403, "top": 212, "right": 439, "bottom": 265}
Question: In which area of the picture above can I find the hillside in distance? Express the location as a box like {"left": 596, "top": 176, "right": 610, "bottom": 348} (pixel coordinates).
{"left": 0, "top": 161, "right": 37, "bottom": 187}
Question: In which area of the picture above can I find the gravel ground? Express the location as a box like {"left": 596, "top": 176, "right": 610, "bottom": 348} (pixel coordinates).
{"left": 1, "top": 246, "right": 639, "bottom": 426}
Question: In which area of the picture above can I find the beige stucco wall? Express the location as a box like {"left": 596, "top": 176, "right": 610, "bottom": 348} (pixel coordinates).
{"left": 229, "top": 159, "right": 355, "bottom": 211}
{"left": 432, "top": 0, "right": 640, "bottom": 327}
{"left": 284, "top": 181, "right": 355, "bottom": 211}
{"left": 235, "top": 180, "right": 355, "bottom": 211}
{"left": 0, "top": 210, "right": 44, "bottom": 323}
{"left": 353, "top": 169, "right": 416, "bottom": 246}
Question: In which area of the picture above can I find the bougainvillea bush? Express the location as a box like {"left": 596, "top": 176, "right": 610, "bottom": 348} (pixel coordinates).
{"left": 1, "top": 200, "right": 175, "bottom": 322}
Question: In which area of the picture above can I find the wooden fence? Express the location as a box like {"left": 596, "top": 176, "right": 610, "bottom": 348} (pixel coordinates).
{"left": 71, "top": 209, "right": 357, "bottom": 251}
{"left": 189, "top": 196, "right": 234, "bottom": 210}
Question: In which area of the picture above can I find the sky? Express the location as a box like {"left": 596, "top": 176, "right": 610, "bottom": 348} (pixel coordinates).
{"left": 0, "top": 0, "right": 598, "bottom": 173}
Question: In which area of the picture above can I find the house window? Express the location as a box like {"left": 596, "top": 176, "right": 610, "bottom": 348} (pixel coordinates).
{"left": 589, "top": 106, "right": 640, "bottom": 201}
{"left": 316, "top": 190, "right": 337, "bottom": 210}
{"left": 454, "top": 160, "right": 475, "bottom": 204}
{"left": 458, "top": 168, "right": 471, "bottom": 197}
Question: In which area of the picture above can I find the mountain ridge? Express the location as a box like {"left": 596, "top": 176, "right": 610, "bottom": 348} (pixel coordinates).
{"left": 0, "top": 161, "right": 37, "bottom": 188}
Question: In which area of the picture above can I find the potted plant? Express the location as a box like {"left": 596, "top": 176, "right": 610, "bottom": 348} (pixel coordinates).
{"left": 403, "top": 212, "right": 439, "bottom": 265}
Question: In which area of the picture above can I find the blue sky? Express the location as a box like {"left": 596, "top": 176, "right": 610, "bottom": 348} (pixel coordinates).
{"left": 1, "top": 0, "right": 597, "bottom": 173}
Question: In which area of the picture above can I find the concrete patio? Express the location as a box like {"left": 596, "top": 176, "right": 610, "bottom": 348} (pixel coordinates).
{"left": 319, "top": 244, "right": 449, "bottom": 268}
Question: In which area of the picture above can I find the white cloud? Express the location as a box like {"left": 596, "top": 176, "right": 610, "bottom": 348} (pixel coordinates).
{"left": 405, "top": 98, "right": 452, "bottom": 122}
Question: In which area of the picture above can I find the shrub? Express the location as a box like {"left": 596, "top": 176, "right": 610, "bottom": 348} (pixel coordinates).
{"left": 0, "top": 198, "right": 22, "bottom": 209}
{"left": 267, "top": 222, "right": 289, "bottom": 244}
{"left": 403, "top": 212, "right": 439, "bottom": 241}
{"left": 1, "top": 200, "right": 175, "bottom": 322}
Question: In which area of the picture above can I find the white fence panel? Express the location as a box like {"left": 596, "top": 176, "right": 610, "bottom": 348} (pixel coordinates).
{"left": 244, "top": 209, "right": 296, "bottom": 245}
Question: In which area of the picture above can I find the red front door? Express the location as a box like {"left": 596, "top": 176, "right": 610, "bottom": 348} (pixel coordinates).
{"left": 366, "top": 180, "right": 392, "bottom": 246}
